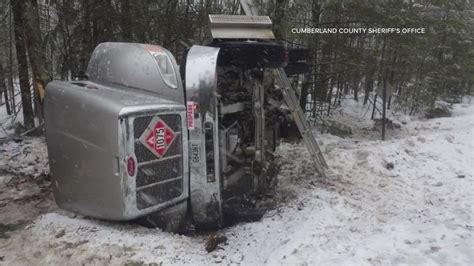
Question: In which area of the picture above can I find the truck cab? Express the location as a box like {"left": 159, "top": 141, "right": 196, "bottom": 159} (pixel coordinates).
{"left": 45, "top": 15, "right": 291, "bottom": 231}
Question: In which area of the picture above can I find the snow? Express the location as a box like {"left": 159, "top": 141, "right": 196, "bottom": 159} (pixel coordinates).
{"left": 0, "top": 138, "right": 49, "bottom": 178}
{"left": 0, "top": 80, "right": 23, "bottom": 139}
{"left": 0, "top": 98, "right": 473, "bottom": 265}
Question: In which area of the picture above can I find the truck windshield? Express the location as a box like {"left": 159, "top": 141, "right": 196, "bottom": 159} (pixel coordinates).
{"left": 154, "top": 53, "right": 178, "bottom": 89}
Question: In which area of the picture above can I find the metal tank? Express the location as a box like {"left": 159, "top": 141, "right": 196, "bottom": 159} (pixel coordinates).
{"left": 45, "top": 43, "right": 189, "bottom": 225}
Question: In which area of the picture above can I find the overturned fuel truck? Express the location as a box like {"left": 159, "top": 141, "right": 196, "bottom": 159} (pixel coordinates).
{"left": 45, "top": 15, "right": 327, "bottom": 232}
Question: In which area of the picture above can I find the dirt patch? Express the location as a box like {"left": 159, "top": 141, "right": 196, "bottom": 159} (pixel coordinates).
{"left": 0, "top": 174, "right": 57, "bottom": 225}
{"left": 0, "top": 222, "right": 25, "bottom": 239}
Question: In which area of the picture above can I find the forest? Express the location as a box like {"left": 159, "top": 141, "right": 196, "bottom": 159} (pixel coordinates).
{"left": 0, "top": 0, "right": 473, "bottom": 135}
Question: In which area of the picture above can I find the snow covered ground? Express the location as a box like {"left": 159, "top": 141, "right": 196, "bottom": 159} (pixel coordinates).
{"left": 0, "top": 81, "right": 23, "bottom": 140}
{"left": 0, "top": 98, "right": 473, "bottom": 265}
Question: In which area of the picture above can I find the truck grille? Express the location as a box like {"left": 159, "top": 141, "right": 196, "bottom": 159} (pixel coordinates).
{"left": 133, "top": 114, "right": 183, "bottom": 210}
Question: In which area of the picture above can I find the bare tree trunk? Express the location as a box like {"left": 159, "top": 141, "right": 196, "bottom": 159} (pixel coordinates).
{"left": 372, "top": 37, "right": 387, "bottom": 121}
{"left": 300, "top": 82, "right": 309, "bottom": 111}
{"left": 326, "top": 77, "right": 334, "bottom": 116}
{"left": 23, "top": 0, "right": 51, "bottom": 124}
{"left": 309, "top": 0, "right": 321, "bottom": 120}
{"left": 336, "top": 73, "right": 343, "bottom": 106}
{"left": 387, "top": 54, "right": 397, "bottom": 110}
{"left": 272, "top": 0, "right": 287, "bottom": 40}
{"left": 382, "top": 69, "right": 388, "bottom": 140}
{"left": 120, "top": 0, "right": 132, "bottom": 41}
{"left": 0, "top": 64, "right": 11, "bottom": 115}
{"left": 371, "top": 94, "right": 377, "bottom": 120}
{"left": 363, "top": 74, "right": 373, "bottom": 105}
{"left": 9, "top": 4, "right": 16, "bottom": 114}
{"left": 57, "top": 0, "right": 73, "bottom": 80}
{"left": 353, "top": 80, "right": 359, "bottom": 101}
{"left": 363, "top": 36, "right": 375, "bottom": 106}
{"left": 79, "top": 0, "right": 91, "bottom": 75}
{"left": 381, "top": 42, "right": 395, "bottom": 140}
{"left": 352, "top": 36, "right": 363, "bottom": 101}
{"left": 8, "top": 73, "right": 15, "bottom": 114}
{"left": 11, "top": 0, "right": 35, "bottom": 130}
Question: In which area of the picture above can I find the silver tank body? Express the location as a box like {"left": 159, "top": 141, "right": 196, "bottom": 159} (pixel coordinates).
{"left": 45, "top": 43, "right": 188, "bottom": 220}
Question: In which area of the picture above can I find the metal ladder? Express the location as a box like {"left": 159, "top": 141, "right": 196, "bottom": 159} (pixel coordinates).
{"left": 274, "top": 68, "right": 329, "bottom": 178}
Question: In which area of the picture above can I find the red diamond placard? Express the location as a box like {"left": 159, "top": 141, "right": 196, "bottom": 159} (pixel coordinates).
{"left": 139, "top": 117, "right": 176, "bottom": 158}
